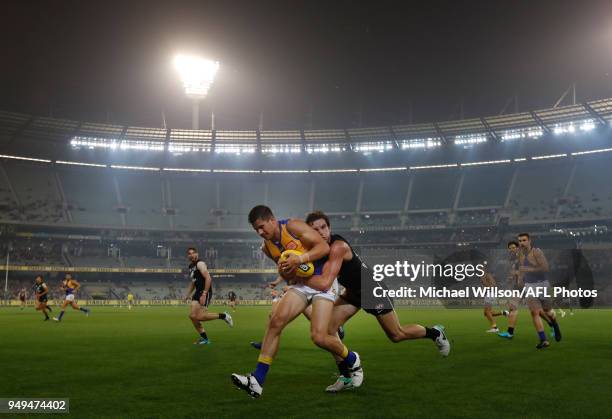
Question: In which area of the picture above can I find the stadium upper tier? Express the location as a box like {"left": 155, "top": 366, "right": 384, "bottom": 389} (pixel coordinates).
{"left": 0, "top": 97, "right": 611, "bottom": 162}
{"left": 1, "top": 151, "right": 612, "bottom": 230}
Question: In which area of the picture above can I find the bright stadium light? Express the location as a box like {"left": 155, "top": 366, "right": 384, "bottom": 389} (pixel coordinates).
{"left": 174, "top": 54, "right": 219, "bottom": 130}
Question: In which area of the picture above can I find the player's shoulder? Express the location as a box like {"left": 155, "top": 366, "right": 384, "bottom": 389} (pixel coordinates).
{"left": 196, "top": 260, "right": 208, "bottom": 270}
{"left": 330, "top": 239, "right": 351, "bottom": 254}
{"left": 286, "top": 218, "right": 307, "bottom": 230}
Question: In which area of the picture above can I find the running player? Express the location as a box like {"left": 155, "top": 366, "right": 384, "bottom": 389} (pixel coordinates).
{"left": 304, "top": 210, "right": 449, "bottom": 392}
{"left": 228, "top": 290, "right": 237, "bottom": 312}
{"left": 185, "top": 247, "right": 233, "bottom": 345}
{"left": 33, "top": 275, "right": 51, "bottom": 321}
{"left": 127, "top": 292, "right": 134, "bottom": 310}
{"left": 481, "top": 268, "right": 505, "bottom": 333}
{"left": 53, "top": 273, "right": 90, "bottom": 322}
{"left": 18, "top": 287, "right": 27, "bottom": 310}
{"left": 231, "top": 205, "right": 362, "bottom": 398}
{"left": 517, "top": 233, "right": 561, "bottom": 349}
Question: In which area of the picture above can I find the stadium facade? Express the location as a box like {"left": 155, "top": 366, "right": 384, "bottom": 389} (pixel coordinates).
{"left": 1, "top": 98, "right": 612, "bottom": 305}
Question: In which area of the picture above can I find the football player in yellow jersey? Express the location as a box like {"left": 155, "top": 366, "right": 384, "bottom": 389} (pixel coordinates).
{"left": 53, "top": 273, "right": 90, "bottom": 322}
{"left": 231, "top": 205, "right": 363, "bottom": 398}
{"left": 127, "top": 292, "right": 134, "bottom": 310}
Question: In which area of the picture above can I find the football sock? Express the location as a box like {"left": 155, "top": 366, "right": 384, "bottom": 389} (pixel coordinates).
{"left": 340, "top": 346, "right": 357, "bottom": 367}
{"left": 253, "top": 355, "right": 272, "bottom": 385}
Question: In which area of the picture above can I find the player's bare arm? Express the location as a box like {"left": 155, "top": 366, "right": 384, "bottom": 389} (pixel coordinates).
{"left": 197, "top": 261, "right": 212, "bottom": 294}
{"left": 307, "top": 240, "right": 350, "bottom": 291}
{"left": 278, "top": 219, "right": 329, "bottom": 274}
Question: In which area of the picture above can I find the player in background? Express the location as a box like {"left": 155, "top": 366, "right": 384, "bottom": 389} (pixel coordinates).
{"left": 18, "top": 287, "right": 27, "bottom": 310}
{"left": 53, "top": 273, "right": 90, "bottom": 322}
{"left": 232, "top": 205, "right": 362, "bottom": 399}
{"left": 517, "top": 233, "right": 561, "bottom": 349}
{"left": 127, "top": 292, "right": 134, "bottom": 310}
{"left": 228, "top": 290, "right": 237, "bottom": 312}
{"left": 185, "top": 247, "right": 233, "bottom": 345}
{"left": 33, "top": 275, "right": 52, "bottom": 321}
{"left": 481, "top": 268, "right": 506, "bottom": 333}
{"left": 499, "top": 241, "right": 521, "bottom": 339}
{"left": 305, "top": 211, "right": 449, "bottom": 392}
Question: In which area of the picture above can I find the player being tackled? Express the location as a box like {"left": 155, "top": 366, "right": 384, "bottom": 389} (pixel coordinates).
{"left": 231, "top": 205, "right": 362, "bottom": 398}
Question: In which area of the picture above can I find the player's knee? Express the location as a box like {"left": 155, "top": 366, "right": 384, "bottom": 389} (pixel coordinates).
{"left": 310, "top": 330, "right": 328, "bottom": 348}
{"left": 188, "top": 312, "right": 197, "bottom": 321}
{"left": 268, "top": 313, "right": 288, "bottom": 332}
{"left": 387, "top": 331, "right": 403, "bottom": 343}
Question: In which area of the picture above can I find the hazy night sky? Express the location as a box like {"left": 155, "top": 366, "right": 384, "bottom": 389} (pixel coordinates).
{"left": 2, "top": 0, "right": 612, "bottom": 129}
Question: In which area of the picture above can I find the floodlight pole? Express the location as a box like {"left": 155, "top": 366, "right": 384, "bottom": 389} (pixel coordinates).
{"left": 192, "top": 99, "right": 200, "bottom": 130}
{"left": 4, "top": 250, "right": 9, "bottom": 296}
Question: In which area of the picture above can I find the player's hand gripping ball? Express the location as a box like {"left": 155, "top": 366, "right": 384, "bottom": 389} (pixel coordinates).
{"left": 279, "top": 249, "right": 315, "bottom": 279}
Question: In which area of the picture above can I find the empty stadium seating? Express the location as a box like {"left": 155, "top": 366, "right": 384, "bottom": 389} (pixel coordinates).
{"left": 0, "top": 153, "right": 612, "bottom": 231}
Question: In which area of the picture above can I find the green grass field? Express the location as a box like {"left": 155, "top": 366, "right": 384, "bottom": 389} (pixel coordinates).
{"left": 0, "top": 305, "right": 610, "bottom": 418}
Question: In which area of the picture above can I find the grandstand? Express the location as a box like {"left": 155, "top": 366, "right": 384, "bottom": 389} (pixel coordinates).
{"left": 1, "top": 99, "right": 612, "bottom": 305}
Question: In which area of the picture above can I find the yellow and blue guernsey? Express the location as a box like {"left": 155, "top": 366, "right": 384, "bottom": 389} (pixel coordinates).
{"left": 64, "top": 279, "right": 77, "bottom": 295}
{"left": 264, "top": 219, "right": 325, "bottom": 275}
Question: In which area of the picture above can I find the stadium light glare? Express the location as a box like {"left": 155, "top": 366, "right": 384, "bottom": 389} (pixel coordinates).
{"left": 110, "top": 165, "right": 161, "bottom": 171}
{"left": 174, "top": 55, "right": 219, "bottom": 98}
{"left": 0, "top": 154, "right": 52, "bottom": 163}
{"left": 174, "top": 54, "right": 219, "bottom": 130}
{"left": 531, "top": 153, "right": 567, "bottom": 160}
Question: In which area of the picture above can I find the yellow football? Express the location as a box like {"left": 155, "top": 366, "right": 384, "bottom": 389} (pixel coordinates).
{"left": 279, "top": 249, "right": 315, "bottom": 278}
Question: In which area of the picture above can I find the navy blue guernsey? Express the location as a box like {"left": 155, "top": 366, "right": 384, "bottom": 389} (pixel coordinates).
{"left": 329, "top": 234, "right": 369, "bottom": 290}
{"left": 189, "top": 260, "right": 212, "bottom": 294}
{"left": 522, "top": 248, "right": 548, "bottom": 284}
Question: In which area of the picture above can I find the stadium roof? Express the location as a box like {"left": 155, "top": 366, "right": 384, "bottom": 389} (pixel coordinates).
{"left": 1, "top": 97, "right": 611, "bottom": 153}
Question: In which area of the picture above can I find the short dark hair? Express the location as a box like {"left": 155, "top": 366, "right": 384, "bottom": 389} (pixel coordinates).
{"left": 187, "top": 247, "right": 197, "bottom": 253}
{"left": 507, "top": 241, "right": 519, "bottom": 248}
{"left": 248, "top": 205, "right": 274, "bottom": 224}
{"left": 305, "top": 210, "right": 330, "bottom": 228}
{"left": 518, "top": 233, "right": 530, "bottom": 240}
{"left": 35, "top": 275, "right": 43, "bottom": 280}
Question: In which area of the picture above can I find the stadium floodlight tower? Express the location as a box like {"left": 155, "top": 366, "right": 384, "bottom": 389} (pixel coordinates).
{"left": 174, "top": 54, "right": 219, "bottom": 130}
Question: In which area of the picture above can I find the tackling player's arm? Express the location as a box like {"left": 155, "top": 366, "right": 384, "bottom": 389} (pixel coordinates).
{"left": 279, "top": 219, "right": 330, "bottom": 274}
{"left": 307, "top": 240, "right": 349, "bottom": 291}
